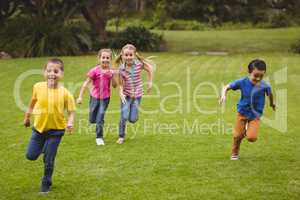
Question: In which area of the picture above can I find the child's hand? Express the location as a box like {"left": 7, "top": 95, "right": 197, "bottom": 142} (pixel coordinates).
{"left": 23, "top": 117, "right": 30, "bottom": 127}
{"left": 76, "top": 97, "right": 82, "bottom": 104}
{"left": 270, "top": 103, "right": 276, "bottom": 111}
{"left": 120, "top": 92, "right": 127, "bottom": 104}
{"left": 66, "top": 124, "right": 73, "bottom": 134}
{"left": 219, "top": 95, "right": 226, "bottom": 105}
{"left": 147, "top": 81, "right": 153, "bottom": 94}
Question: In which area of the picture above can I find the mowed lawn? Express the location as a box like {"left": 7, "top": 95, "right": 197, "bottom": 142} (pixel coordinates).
{"left": 0, "top": 51, "right": 299, "bottom": 200}
{"left": 1, "top": 26, "right": 300, "bottom": 199}
{"left": 157, "top": 27, "right": 300, "bottom": 53}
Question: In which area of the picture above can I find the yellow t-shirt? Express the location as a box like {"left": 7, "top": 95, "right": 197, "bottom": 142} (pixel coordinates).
{"left": 32, "top": 82, "right": 76, "bottom": 133}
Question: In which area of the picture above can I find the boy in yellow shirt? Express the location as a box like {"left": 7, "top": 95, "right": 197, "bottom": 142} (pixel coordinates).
{"left": 23, "top": 58, "right": 75, "bottom": 193}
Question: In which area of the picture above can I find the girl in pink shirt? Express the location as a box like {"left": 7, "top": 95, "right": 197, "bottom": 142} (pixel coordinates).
{"left": 77, "top": 49, "right": 117, "bottom": 145}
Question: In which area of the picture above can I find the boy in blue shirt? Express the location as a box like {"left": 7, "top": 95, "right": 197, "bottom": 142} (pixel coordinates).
{"left": 220, "top": 59, "right": 276, "bottom": 160}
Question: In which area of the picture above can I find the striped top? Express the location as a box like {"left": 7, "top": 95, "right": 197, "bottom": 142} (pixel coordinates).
{"left": 119, "top": 59, "right": 144, "bottom": 98}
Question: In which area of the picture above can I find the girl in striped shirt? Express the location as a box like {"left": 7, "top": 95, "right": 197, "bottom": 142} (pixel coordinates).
{"left": 115, "top": 44, "right": 154, "bottom": 144}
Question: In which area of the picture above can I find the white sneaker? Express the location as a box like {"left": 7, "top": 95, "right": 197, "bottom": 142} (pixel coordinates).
{"left": 96, "top": 138, "right": 105, "bottom": 145}
{"left": 231, "top": 155, "right": 239, "bottom": 160}
{"left": 116, "top": 138, "right": 124, "bottom": 144}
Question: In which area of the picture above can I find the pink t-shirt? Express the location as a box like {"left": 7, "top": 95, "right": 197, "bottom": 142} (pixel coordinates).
{"left": 87, "top": 66, "right": 113, "bottom": 99}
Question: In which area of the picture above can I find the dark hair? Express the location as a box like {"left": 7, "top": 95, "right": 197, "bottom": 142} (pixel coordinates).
{"left": 248, "top": 59, "right": 266, "bottom": 73}
{"left": 45, "top": 58, "right": 64, "bottom": 71}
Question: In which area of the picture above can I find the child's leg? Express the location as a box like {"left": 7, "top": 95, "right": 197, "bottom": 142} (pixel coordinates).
{"left": 42, "top": 135, "right": 62, "bottom": 187}
{"left": 119, "top": 97, "right": 131, "bottom": 138}
{"left": 246, "top": 118, "right": 260, "bottom": 142}
{"left": 95, "top": 98, "right": 110, "bottom": 138}
{"left": 89, "top": 96, "right": 100, "bottom": 124}
{"left": 26, "top": 129, "right": 46, "bottom": 160}
{"left": 232, "top": 113, "right": 247, "bottom": 156}
{"left": 128, "top": 97, "right": 141, "bottom": 123}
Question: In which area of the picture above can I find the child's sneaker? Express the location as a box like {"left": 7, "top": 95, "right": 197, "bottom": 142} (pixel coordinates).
{"left": 116, "top": 138, "right": 124, "bottom": 144}
{"left": 230, "top": 155, "right": 239, "bottom": 160}
{"left": 39, "top": 183, "right": 50, "bottom": 194}
{"left": 96, "top": 138, "right": 105, "bottom": 145}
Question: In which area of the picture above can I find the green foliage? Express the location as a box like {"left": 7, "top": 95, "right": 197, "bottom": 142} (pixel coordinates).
{"left": 152, "top": 0, "right": 168, "bottom": 28}
{"left": 269, "top": 13, "right": 293, "bottom": 28}
{"left": 162, "top": 20, "right": 206, "bottom": 30}
{"left": 156, "top": 0, "right": 300, "bottom": 27}
{"left": 107, "top": 18, "right": 154, "bottom": 30}
{"left": 0, "top": 17, "right": 92, "bottom": 57}
{"left": 109, "top": 26, "right": 165, "bottom": 51}
{"left": 290, "top": 38, "right": 300, "bottom": 54}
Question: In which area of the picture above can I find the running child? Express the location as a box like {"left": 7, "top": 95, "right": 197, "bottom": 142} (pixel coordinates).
{"left": 23, "top": 58, "right": 76, "bottom": 193}
{"left": 219, "top": 59, "right": 276, "bottom": 160}
{"left": 77, "top": 49, "right": 117, "bottom": 145}
{"left": 116, "top": 44, "right": 154, "bottom": 144}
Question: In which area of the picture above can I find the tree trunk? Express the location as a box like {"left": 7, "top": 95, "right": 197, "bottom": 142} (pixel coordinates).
{"left": 139, "top": 0, "right": 145, "bottom": 13}
{"left": 135, "top": 0, "right": 145, "bottom": 13}
{"left": 81, "top": 0, "right": 109, "bottom": 42}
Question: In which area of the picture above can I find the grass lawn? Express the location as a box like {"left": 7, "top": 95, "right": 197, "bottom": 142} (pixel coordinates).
{"left": 1, "top": 27, "right": 300, "bottom": 199}
{"left": 156, "top": 27, "right": 300, "bottom": 53}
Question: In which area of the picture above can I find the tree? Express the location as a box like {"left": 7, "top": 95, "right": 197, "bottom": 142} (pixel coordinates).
{"left": 19, "top": 0, "right": 83, "bottom": 22}
{"left": 0, "top": 0, "right": 19, "bottom": 25}
{"left": 81, "top": 0, "right": 110, "bottom": 43}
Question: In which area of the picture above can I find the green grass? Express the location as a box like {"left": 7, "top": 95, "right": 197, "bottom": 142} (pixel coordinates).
{"left": 1, "top": 27, "right": 300, "bottom": 200}
{"left": 155, "top": 27, "right": 300, "bottom": 53}
{"left": 0, "top": 51, "right": 300, "bottom": 199}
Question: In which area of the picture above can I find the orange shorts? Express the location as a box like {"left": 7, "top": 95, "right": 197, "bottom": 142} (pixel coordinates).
{"left": 234, "top": 113, "right": 260, "bottom": 140}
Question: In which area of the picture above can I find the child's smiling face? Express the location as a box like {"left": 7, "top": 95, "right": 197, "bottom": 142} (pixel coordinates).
{"left": 122, "top": 48, "right": 135, "bottom": 66}
{"left": 99, "top": 51, "right": 111, "bottom": 68}
{"left": 44, "top": 62, "right": 63, "bottom": 87}
{"left": 249, "top": 68, "right": 265, "bottom": 84}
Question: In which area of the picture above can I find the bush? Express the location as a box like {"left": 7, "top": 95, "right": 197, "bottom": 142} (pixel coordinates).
{"left": 107, "top": 18, "right": 154, "bottom": 31}
{"left": 161, "top": 20, "right": 207, "bottom": 30}
{"left": 107, "top": 18, "right": 209, "bottom": 31}
{"left": 269, "top": 13, "right": 292, "bottom": 28}
{"left": 0, "top": 17, "right": 92, "bottom": 57}
{"left": 215, "top": 22, "right": 254, "bottom": 30}
{"left": 108, "top": 26, "right": 165, "bottom": 51}
{"left": 254, "top": 13, "right": 294, "bottom": 29}
{"left": 290, "top": 39, "right": 300, "bottom": 54}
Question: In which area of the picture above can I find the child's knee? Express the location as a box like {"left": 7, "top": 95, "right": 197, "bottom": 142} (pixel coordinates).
{"left": 128, "top": 117, "right": 138, "bottom": 123}
{"left": 247, "top": 137, "right": 257, "bottom": 142}
{"left": 26, "top": 153, "right": 38, "bottom": 161}
{"left": 233, "top": 133, "right": 245, "bottom": 140}
{"left": 96, "top": 119, "right": 105, "bottom": 126}
{"left": 121, "top": 116, "right": 129, "bottom": 122}
{"left": 121, "top": 111, "right": 130, "bottom": 121}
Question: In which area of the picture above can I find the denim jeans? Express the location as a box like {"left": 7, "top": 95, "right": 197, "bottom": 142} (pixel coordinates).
{"left": 26, "top": 128, "right": 64, "bottom": 187}
{"left": 89, "top": 97, "right": 110, "bottom": 138}
{"left": 119, "top": 96, "right": 141, "bottom": 138}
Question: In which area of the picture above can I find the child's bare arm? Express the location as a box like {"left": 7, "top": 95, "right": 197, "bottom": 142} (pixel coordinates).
{"left": 66, "top": 111, "right": 75, "bottom": 133}
{"left": 118, "top": 73, "right": 126, "bottom": 104}
{"left": 77, "top": 78, "right": 91, "bottom": 104}
{"left": 112, "top": 72, "right": 118, "bottom": 88}
{"left": 219, "top": 84, "right": 231, "bottom": 104}
{"left": 23, "top": 97, "right": 37, "bottom": 127}
{"left": 143, "top": 61, "right": 154, "bottom": 94}
{"left": 268, "top": 92, "right": 276, "bottom": 111}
